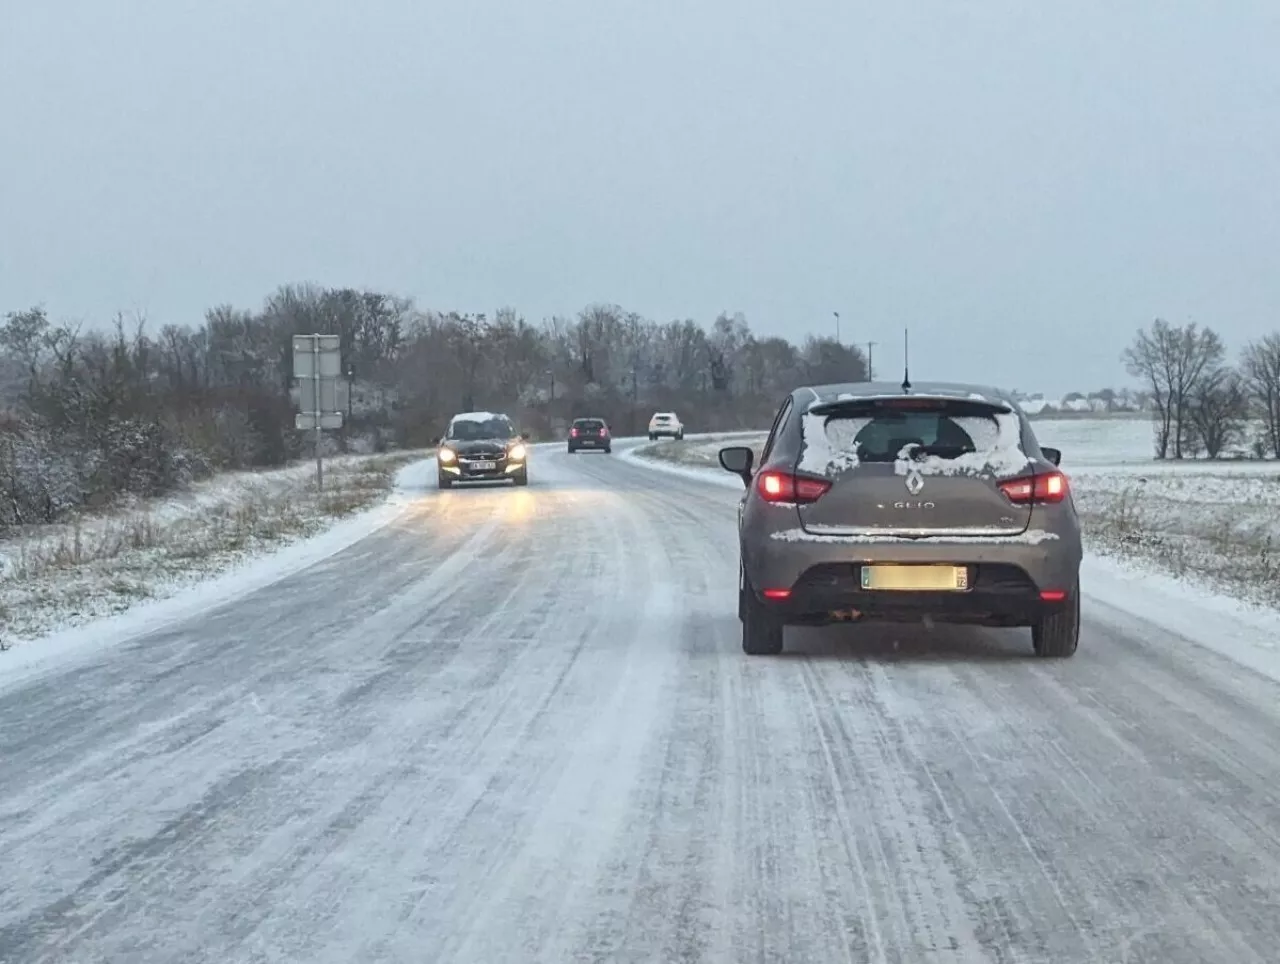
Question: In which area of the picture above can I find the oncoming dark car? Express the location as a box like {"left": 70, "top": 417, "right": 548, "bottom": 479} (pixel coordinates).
{"left": 567, "top": 417, "right": 611, "bottom": 453}
{"left": 719, "top": 380, "right": 1083, "bottom": 658}
{"left": 437, "top": 411, "right": 530, "bottom": 488}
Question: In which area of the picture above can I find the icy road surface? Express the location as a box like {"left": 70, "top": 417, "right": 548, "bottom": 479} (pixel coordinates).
{"left": 4, "top": 443, "right": 1280, "bottom": 963}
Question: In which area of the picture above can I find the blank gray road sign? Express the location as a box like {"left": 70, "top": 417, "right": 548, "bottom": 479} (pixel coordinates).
{"left": 292, "top": 334, "right": 342, "bottom": 378}
{"left": 296, "top": 412, "right": 344, "bottom": 430}
{"left": 295, "top": 376, "right": 341, "bottom": 414}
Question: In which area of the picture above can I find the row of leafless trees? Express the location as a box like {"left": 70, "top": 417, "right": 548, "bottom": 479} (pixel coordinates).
{"left": 1122, "top": 319, "right": 1280, "bottom": 459}
{"left": 0, "top": 285, "right": 867, "bottom": 528}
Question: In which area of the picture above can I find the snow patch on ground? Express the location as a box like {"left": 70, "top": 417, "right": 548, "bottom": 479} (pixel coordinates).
{"left": 619, "top": 434, "right": 756, "bottom": 490}
{"left": 1083, "top": 553, "right": 1280, "bottom": 685}
{"left": 0, "top": 454, "right": 433, "bottom": 661}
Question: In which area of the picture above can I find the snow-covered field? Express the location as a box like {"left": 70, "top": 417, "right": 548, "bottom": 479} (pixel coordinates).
{"left": 0, "top": 451, "right": 431, "bottom": 646}
{"left": 635, "top": 418, "right": 1280, "bottom": 612}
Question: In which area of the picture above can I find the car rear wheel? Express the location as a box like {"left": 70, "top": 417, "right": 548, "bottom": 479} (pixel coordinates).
{"left": 676, "top": 431, "right": 684, "bottom": 440}
{"left": 604, "top": 446, "right": 612, "bottom": 454}
{"left": 1032, "top": 579, "right": 1080, "bottom": 658}
{"left": 741, "top": 570, "right": 784, "bottom": 656}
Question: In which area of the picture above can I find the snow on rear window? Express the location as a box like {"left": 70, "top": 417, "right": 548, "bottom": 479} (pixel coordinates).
{"left": 798, "top": 406, "right": 1030, "bottom": 478}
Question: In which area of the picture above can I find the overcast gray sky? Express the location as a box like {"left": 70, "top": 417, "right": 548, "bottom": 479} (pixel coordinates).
{"left": 3, "top": 1, "right": 1278, "bottom": 397}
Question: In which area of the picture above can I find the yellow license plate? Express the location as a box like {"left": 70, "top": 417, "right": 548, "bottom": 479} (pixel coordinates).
{"left": 860, "top": 565, "right": 969, "bottom": 591}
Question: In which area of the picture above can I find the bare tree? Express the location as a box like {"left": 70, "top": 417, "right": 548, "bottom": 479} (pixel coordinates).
{"left": 1241, "top": 334, "right": 1280, "bottom": 458}
{"left": 1186, "top": 367, "right": 1248, "bottom": 458}
{"left": 1122, "top": 319, "right": 1225, "bottom": 459}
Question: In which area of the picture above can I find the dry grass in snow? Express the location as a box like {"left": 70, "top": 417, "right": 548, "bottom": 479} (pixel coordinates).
{"left": 0, "top": 451, "right": 429, "bottom": 645}
{"left": 1071, "top": 467, "right": 1280, "bottom": 610}
{"left": 641, "top": 434, "right": 765, "bottom": 471}
{"left": 637, "top": 433, "right": 1280, "bottom": 612}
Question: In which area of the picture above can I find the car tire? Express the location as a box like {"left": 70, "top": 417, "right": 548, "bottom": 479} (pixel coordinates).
{"left": 438, "top": 474, "right": 453, "bottom": 490}
{"left": 567, "top": 445, "right": 575, "bottom": 453}
{"left": 1032, "top": 579, "right": 1080, "bottom": 658}
{"left": 741, "top": 573, "right": 784, "bottom": 656}
{"left": 513, "top": 470, "right": 529, "bottom": 487}
{"left": 676, "top": 431, "right": 684, "bottom": 441}
{"left": 604, "top": 447, "right": 612, "bottom": 454}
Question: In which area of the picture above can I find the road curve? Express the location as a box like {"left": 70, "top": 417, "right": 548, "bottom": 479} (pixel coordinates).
{"left": 3, "top": 442, "right": 1280, "bottom": 963}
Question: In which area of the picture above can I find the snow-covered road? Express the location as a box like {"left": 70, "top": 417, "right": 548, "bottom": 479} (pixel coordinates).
{"left": 4, "top": 442, "right": 1280, "bottom": 962}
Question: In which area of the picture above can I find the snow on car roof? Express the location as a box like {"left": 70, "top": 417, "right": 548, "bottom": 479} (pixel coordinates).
{"left": 450, "top": 411, "right": 510, "bottom": 424}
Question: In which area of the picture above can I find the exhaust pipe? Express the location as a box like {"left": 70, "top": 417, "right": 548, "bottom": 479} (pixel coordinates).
{"left": 828, "top": 608, "right": 862, "bottom": 622}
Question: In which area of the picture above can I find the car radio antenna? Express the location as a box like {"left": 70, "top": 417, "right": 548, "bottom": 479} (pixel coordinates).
{"left": 901, "top": 328, "right": 912, "bottom": 394}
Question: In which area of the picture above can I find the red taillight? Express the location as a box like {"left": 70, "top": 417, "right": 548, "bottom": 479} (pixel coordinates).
{"left": 999, "top": 471, "right": 1068, "bottom": 505}
{"left": 570, "top": 428, "right": 579, "bottom": 437}
{"left": 599, "top": 428, "right": 608, "bottom": 437}
{"left": 762, "top": 588, "right": 792, "bottom": 600}
{"left": 1040, "top": 590, "right": 1067, "bottom": 602}
{"left": 756, "top": 471, "right": 831, "bottom": 505}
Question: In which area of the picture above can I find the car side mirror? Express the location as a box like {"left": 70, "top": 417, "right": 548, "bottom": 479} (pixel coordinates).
{"left": 719, "top": 445, "right": 755, "bottom": 486}
{"left": 1042, "top": 446, "right": 1062, "bottom": 466}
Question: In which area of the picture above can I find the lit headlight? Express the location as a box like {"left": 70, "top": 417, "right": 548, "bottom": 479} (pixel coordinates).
{"left": 508, "top": 443, "right": 527, "bottom": 461}
{"left": 439, "top": 447, "right": 457, "bottom": 464}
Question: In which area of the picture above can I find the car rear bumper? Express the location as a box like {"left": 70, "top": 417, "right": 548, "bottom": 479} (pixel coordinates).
{"left": 569, "top": 438, "right": 610, "bottom": 448}
{"left": 754, "top": 562, "right": 1070, "bottom": 627}
{"left": 744, "top": 534, "right": 1081, "bottom": 627}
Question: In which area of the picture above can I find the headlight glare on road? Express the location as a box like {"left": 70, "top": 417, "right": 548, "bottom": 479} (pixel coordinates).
{"left": 508, "top": 443, "right": 527, "bottom": 461}
{"left": 439, "top": 447, "right": 457, "bottom": 464}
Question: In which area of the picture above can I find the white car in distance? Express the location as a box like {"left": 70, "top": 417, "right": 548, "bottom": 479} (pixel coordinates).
{"left": 648, "top": 411, "right": 685, "bottom": 441}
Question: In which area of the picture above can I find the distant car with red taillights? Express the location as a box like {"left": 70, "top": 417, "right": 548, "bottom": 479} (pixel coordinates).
{"left": 567, "top": 417, "right": 611, "bottom": 453}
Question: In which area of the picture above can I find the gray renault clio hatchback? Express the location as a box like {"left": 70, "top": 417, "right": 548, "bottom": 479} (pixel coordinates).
{"left": 719, "top": 381, "right": 1083, "bottom": 658}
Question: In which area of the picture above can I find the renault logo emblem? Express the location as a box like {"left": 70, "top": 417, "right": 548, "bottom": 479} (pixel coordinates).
{"left": 905, "top": 470, "right": 924, "bottom": 496}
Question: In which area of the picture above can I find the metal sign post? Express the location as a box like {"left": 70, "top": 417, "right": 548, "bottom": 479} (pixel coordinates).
{"left": 292, "top": 334, "right": 343, "bottom": 491}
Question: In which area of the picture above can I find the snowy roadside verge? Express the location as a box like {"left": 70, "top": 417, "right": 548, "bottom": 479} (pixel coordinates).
{"left": 620, "top": 433, "right": 765, "bottom": 490}
{"left": 0, "top": 451, "right": 433, "bottom": 657}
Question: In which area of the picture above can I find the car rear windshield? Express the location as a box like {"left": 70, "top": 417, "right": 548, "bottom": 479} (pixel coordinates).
{"left": 801, "top": 398, "right": 1024, "bottom": 468}
{"left": 574, "top": 419, "right": 604, "bottom": 430}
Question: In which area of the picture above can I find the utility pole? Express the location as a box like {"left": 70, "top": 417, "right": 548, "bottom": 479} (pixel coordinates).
{"left": 833, "top": 311, "right": 841, "bottom": 345}
{"left": 865, "top": 341, "right": 877, "bottom": 381}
